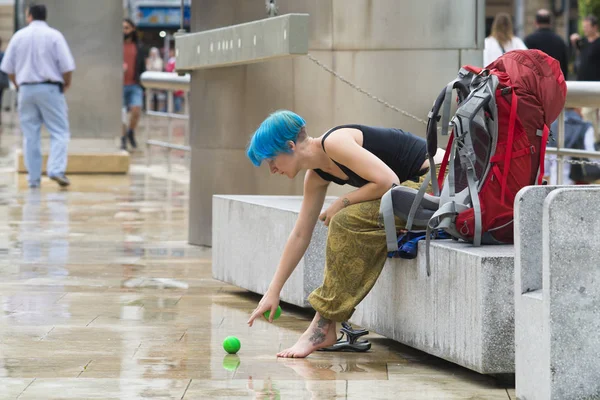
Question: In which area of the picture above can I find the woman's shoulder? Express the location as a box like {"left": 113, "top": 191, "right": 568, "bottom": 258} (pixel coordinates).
{"left": 318, "top": 125, "right": 362, "bottom": 150}
{"left": 485, "top": 36, "right": 497, "bottom": 45}
{"left": 319, "top": 125, "right": 361, "bottom": 139}
{"left": 512, "top": 36, "right": 528, "bottom": 49}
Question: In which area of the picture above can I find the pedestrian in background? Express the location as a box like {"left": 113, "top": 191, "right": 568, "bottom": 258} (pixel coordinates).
{"left": 525, "top": 9, "right": 569, "bottom": 79}
{"left": 0, "top": 3, "right": 75, "bottom": 188}
{"left": 484, "top": 13, "right": 528, "bottom": 66}
{"left": 122, "top": 18, "right": 146, "bottom": 151}
{"left": 165, "top": 47, "right": 184, "bottom": 113}
{"left": 0, "top": 38, "right": 9, "bottom": 129}
{"left": 571, "top": 15, "right": 600, "bottom": 138}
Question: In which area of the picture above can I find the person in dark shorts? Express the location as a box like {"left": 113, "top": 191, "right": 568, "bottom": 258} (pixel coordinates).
{"left": 122, "top": 18, "right": 146, "bottom": 151}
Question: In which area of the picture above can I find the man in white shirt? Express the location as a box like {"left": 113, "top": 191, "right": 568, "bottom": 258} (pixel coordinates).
{"left": 0, "top": 4, "right": 75, "bottom": 188}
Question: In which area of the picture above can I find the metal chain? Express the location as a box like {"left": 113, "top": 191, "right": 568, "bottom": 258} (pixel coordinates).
{"left": 548, "top": 157, "right": 600, "bottom": 166}
{"left": 306, "top": 53, "right": 429, "bottom": 126}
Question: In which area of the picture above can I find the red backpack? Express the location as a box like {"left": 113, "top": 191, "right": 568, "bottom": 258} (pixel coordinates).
{"left": 381, "top": 50, "right": 567, "bottom": 274}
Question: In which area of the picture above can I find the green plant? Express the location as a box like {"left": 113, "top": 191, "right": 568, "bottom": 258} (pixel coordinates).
{"left": 579, "top": 0, "right": 600, "bottom": 31}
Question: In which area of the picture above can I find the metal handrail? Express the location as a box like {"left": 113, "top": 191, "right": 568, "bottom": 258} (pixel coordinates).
{"left": 546, "top": 147, "right": 600, "bottom": 158}
{"left": 565, "top": 81, "right": 600, "bottom": 108}
{"left": 140, "top": 72, "right": 191, "bottom": 172}
{"left": 147, "top": 139, "right": 191, "bottom": 152}
{"left": 554, "top": 81, "right": 600, "bottom": 184}
{"left": 140, "top": 71, "right": 190, "bottom": 91}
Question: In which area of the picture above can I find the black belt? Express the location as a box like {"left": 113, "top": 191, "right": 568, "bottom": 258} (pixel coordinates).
{"left": 21, "top": 81, "right": 63, "bottom": 92}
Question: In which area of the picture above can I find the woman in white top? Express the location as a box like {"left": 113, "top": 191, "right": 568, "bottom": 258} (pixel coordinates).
{"left": 146, "top": 47, "right": 164, "bottom": 72}
{"left": 145, "top": 47, "right": 165, "bottom": 111}
{"left": 484, "top": 13, "right": 528, "bottom": 66}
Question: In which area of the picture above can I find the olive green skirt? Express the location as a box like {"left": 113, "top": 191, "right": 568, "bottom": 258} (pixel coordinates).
{"left": 307, "top": 172, "right": 435, "bottom": 322}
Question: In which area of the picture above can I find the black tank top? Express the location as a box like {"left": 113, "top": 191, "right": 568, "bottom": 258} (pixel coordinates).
{"left": 313, "top": 125, "right": 427, "bottom": 187}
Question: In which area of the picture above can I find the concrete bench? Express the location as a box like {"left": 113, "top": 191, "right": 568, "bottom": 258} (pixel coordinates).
{"left": 515, "top": 186, "right": 600, "bottom": 400}
{"left": 212, "top": 195, "right": 516, "bottom": 375}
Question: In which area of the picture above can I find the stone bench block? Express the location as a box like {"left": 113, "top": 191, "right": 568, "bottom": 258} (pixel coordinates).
{"left": 212, "top": 195, "right": 515, "bottom": 375}
{"left": 515, "top": 186, "right": 600, "bottom": 400}
{"left": 16, "top": 149, "right": 130, "bottom": 174}
{"left": 212, "top": 195, "right": 331, "bottom": 307}
{"left": 351, "top": 241, "right": 515, "bottom": 375}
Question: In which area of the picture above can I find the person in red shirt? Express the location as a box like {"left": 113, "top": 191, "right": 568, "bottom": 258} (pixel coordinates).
{"left": 165, "top": 48, "right": 184, "bottom": 112}
{"left": 122, "top": 19, "right": 146, "bottom": 151}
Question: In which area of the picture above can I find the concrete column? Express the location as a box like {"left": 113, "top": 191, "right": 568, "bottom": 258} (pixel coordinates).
{"left": 515, "top": 186, "right": 600, "bottom": 399}
{"left": 188, "top": 0, "right": 484, "bottom": 246}
{"left": 41, "top": 0, "right": 123, "bottom": 139}
{"left": 0, "top": 3, "right": 14, "bottom": 49}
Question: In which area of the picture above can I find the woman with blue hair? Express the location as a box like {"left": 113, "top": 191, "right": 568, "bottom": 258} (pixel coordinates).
{"left": 246, "top": 110, "right": 443, "bottom": 358}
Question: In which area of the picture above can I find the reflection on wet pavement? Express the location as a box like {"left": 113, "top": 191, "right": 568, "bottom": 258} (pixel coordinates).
{"left": 0, "top": 130, "right": 512, "bottom": 399}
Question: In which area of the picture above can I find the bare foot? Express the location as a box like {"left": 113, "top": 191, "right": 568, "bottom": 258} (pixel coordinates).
{"left": 277, "top": 313, "right": 337, "bottom": 358}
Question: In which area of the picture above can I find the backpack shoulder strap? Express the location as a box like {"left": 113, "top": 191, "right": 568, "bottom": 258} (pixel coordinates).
{"left": 381, "top": 187, "right": 399, "bottom": 252}
{"left": 425, "top": 69, "right": 473, "bottom": 196}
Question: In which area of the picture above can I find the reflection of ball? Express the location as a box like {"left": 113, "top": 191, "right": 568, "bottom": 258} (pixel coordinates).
{"left": 222, "top": 354, "right": 241, "bottom": 371}
{"left": 223, "top": 336, "right": 241, "bottom": 354}
{"left": 264, "top": 306, "right": 282, "bottom": 321}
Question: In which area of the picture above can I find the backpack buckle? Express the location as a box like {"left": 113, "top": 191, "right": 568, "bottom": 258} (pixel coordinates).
{"left": 460, "top": 221, "right": 470, "bottom": 236}
{"left": 427, "top": 111, "right": 441, "bottom": 122}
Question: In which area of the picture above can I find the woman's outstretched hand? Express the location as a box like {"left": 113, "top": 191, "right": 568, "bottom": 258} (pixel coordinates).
{"left": 248, "top": 290, "right": 280, "bottom": 326}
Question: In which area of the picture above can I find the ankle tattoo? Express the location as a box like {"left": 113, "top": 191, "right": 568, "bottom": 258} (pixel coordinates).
{"left": 309, "top": 317, "right": 331, "bottom": 345}
{"left": 317, "top": 317, "right": 329, "bottom": 329}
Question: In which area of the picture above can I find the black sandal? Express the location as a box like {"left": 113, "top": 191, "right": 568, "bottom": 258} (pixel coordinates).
{"left": 318, "top": 322, "right": 371, "bottom": 352}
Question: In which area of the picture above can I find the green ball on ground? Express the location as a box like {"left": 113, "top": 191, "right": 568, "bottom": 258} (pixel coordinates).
{"left": 223, "top": 336, "right": 241, "bottom": 354}
{"left": 263, "top": 305, "right": 282, "bottom": 321}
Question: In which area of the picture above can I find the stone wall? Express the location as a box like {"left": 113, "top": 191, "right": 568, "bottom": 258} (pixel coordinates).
{"left": 188, "top": 0, "right": 484, "bottom": 246}
{"left": 0, "top": 5, "right": 13, "bottom": 50}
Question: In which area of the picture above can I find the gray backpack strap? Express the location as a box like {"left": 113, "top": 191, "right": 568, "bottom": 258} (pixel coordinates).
{"left": 459, "top": 131, "right": 483, "bottom": 247}
{"left": 380, "top": 187, "right": 398, "bottom": 252}
{"left": 441, "top": 82, "right": 454, "bottom": 137}
{"left": 447, "top": 125, "right": 458, "bottom": 199}
{"left": 423, "top": 202, "right": 458, "bottom": 276}
{"left": 425, "top": 223, "right": 434, "bottom": 276}
{"left": 405, "top": 173, "right": 431, "bottom": 231}
{"left": 428, "top": 153, "right": 439, "bottom": 197}
{"left": 466, "top": 166, "right": 482, "bottom": 246}
{"left": 430, "top": 81, "right": 458, "bottom": 196}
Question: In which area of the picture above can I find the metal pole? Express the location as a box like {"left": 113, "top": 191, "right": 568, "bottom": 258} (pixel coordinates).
{"left": 556, "top": 109, "right": 566, "bottom": 185}
{"left": 145, "top": 88, "right": 152, "bottom": 167}
{"left": 180, "top": 0, "right": 185, "bottom": 32}
{"left": 564, "top": 0, "right": 570, "bottom": 55}
{"left": 167, "top": 172, "right": 173, "bottom": 223}
{"left": 184, "top": 91, "right": 190, "bottom": 169}
{"left": 163, "top": 33, "right": 171, "bottom": 66}
{"left": 514, "top": 0, "right": 525, "bottom": 38}
{"left": 167, "top": 90, "right": 174, "bottom": 173}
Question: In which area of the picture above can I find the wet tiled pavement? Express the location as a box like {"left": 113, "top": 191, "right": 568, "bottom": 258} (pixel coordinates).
{"left": 0, "top": 123, "right": 514, "bottom": 399}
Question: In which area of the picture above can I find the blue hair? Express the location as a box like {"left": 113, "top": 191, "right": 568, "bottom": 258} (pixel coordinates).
{"left": 247, "top": 110, "right": 306, "bottom": 166}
